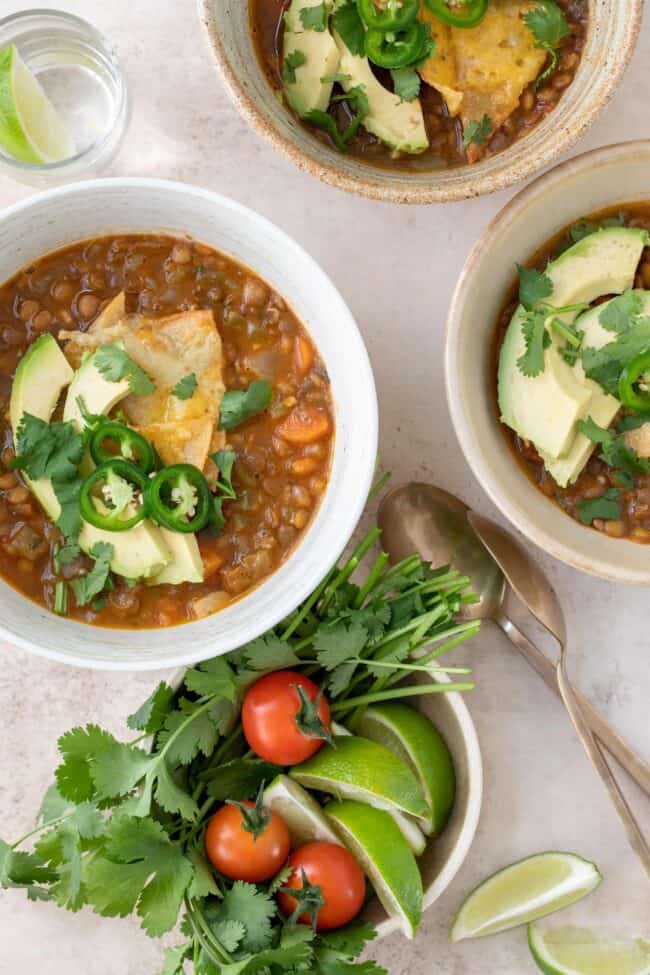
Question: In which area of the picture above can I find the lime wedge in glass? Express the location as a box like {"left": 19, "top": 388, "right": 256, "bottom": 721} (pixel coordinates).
{"left": 0, "top": 43, "right": 75, "bottom": 164}
{"left": 263, "top": 774, "right": 341, "bottom": 847}
{"left": 290, "top": 734, "right": 430, "bottom": 819}
{"left": 353, "top": 702, "right": 455, "bottom": 835}
{"left": 326, "top": 799, "right": 423, "bottom": 939}
{"left": 450, "top": 852, "right": 602, "bottom": 942}
{"left": 528, "top": 925, "right": 650, "bottom": 975}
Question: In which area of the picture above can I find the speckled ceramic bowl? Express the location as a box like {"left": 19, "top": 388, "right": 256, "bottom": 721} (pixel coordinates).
{"left": 199, "top": 0, "right": 642, "bottom": 204}
{"left": 446, "top": 141, "right": 650, "bottom": 584}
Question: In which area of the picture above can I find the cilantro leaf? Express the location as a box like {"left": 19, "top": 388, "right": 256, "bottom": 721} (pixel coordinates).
{"left": 314, "top": 620, "right": 368, "bottom": 670}
{"left": 582, "top": 316, "right": 650, "bottom": 395}
{"left": 462, "top": 114, "right": 493, "bottom": 150}
{"left": 90, "top": 740, "right": 153, "bottom": 801}
{"left": 212, "top": 449, "right": 237, "bottom": 499}
{"left": 157, "top": 697, "right": 233, "bottom": 767}
{"left": 390, "top": 67, "right": 421, "bottom": 103}
{"left": 184, "top": 656, "right": 238, "bottom": 698}
{"left": 598, "top": 290, "right": 643, "bottom": 333}
{"left": 94, "top": 344, "right": 156, "bottom": 396}
{"left": 516, "top": 308, "right": 551, "bottom": 378}
{"left": 172, "top": 373, "right": 198, "bottom": 400}
{"left": 518, "top": 265, "right": 553, "bottom": 310}
{"left": 217, "top": 881, "right": 277, "bottom": 953}
{"left": 577, "top": 416, "right": 613, "bottom": 445}
{"left": 318, "top": 922, "right": 378, "bottom": 957}
{"left": 239, "top": 633, "right": 300, "bottom": 672}
{"left": 186, "top": 845, "right": 220, "bottom": 900}
{"left": 576, "top": 488, "right": 621, "bottom": 525}
{"left": 577, "top": 416, "right": 650, "bottom": 487}
{"left": 161, "top": 945, "right": 191, "bottom": 975}
{"left": 127, "top": 681, "right": 176, "bottom": 735}
{"left": 52, "top": 476, "right": 83, "bottom": 538}
{"left": 219, "top": 380, "right": 272, "bottom": 431}
{"left": 283, "top": 50, "right": 307, "bottom": 84}
{"left": 332, "top": 1, "right": 366, "bottom": 56}
{"left": 304, "top": 110, "right": 349, "bottom": 151}
{"left": 55, "top": 725, "right": 119, "bottom": 803}
{"left": 617, "top": 413, "right": 649, "bottom": 433}
{"left": 300, "top": 3, "right": 328, "bottom": 31}
{"left": 568, "top": 214, "right": 624, "bottom": 245}
{"left": 523, "top": 0, "right": 570, "bottom": 84}
{"left": 13, "top": 414, "right": 84, "bottom": 482}
{"left": 54, "top": 538, "right": 81, "bottom": 572}
{"left": 70, "top": 543, "right": 114, "bottom": 608}
{"left": 154, "top": 761, "right": 200, "bottom": 821}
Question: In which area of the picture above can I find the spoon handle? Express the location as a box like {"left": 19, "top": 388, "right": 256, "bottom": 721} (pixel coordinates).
{"left": 556, "top": 656, "right": 650, "bottom": 880}
{"left": 495, "top": 612, "right": 650, "bottom": 798}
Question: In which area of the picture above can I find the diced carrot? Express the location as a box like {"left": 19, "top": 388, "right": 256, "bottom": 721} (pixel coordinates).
{"left": 294, "top": 336, "right": 314, "bottom": 374}
{"left": 277, "top": 406, "right": 332, "bottom": 445}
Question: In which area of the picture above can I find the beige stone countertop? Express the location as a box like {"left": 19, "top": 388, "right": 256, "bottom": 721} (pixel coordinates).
{"left": 0, "top": 1, "right": 649, "bottom": 972}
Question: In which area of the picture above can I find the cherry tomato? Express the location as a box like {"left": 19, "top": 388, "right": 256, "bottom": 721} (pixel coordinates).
{"left": 205, "top": 800, "right": 291, "bottom": 882}
{"left": 242, "top": 670, "right": 332, "bottom": 765}
{"left": 277, "top": 842, "right": 366, "bottom": 931}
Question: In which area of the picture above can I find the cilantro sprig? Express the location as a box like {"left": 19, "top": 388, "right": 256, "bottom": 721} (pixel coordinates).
{"left": 523, "top": 0, "right": 570, "bottom": 86}
{"left": 95, "top": 343, "right": 156, "bottom": 396}
{"left": 173, "top": 373, "right": 198, "bottom": 400}
{"left": 514, "top": 265, "right": 589, "bottom": 378}
{"left": 577, "top": 415, "right": 650, "bottom": 489}
{"left": 462, "top": 114, "right": 493, "bottom": 151}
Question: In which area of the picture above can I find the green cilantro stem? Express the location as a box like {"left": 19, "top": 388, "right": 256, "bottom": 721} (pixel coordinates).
{"left": 11, "top": 811, "right": 74, "bottom": 849}
{"left": 185, "top": 898, "right": 232, "bottom": 964}
{"left": 349, "top": 658, "right": 472, "bottom": 675}
{"left": 319, "top": 527, "right": 382, "bottom": 612}
{"left": 353, "top": 552, "right": 389, "bottom": 608}
{"left": 331, "top": 681, "right": 474, "bottom": 714}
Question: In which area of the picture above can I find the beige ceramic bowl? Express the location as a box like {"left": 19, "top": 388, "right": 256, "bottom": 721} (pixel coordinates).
{"left": 446, "top": 141, "right": 650, "bottom": 584}
{"left": 199, "top": 0, "right": 642, "bottom": 203}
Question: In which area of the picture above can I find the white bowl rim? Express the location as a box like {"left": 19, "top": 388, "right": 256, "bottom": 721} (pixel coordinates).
{"left": 0, "top": 176, "right": 379, "bottom": 668}
{"left": 445, "top": 140, "right": 650, "bottom": 584}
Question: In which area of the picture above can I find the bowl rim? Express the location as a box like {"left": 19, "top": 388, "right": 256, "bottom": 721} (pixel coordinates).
{"left": 198, "top": 0, "right": 644, "bottom": 204}
{"left": 445, "top": 139, "right": 650, "bottom": 584}
{"left": 0, "top": 176, "right": 378, "bottom": 667}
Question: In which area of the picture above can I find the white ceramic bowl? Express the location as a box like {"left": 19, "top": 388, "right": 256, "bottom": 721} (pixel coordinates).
{"left": 0, "top": 178, "right": 378, "bottom": 668}
{"left": 199, "top": 0, "right": 642, "bottom": 204}
{"left": 446, "top": 141, "right": 650, "bottom": 584}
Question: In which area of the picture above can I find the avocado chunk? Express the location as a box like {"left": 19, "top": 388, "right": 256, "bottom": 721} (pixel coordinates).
{"left": 148, "top": 529, "right": 204, "bottom": 586}
{"left": 63, "top": 342, "right": 131, "bottom": 432}
{"left": 333, "top": 31, "right": 428, "bottom": 154}
{"left": 9, "top": 334, "right": 74, "bottom": 519}
{"left": 498, "top": 227, "right": 647, "bottom": 463}
{"left": 80, "top": 512, "right": 172, "bottom": 581}
{"left": 283, "top": 0, "right": 340, "bottom": 118}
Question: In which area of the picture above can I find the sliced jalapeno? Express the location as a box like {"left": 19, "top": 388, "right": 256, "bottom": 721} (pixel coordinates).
{"left": 90, "top": 421, "right": 155, "bottom": 474}
{"left": 358, "top": 0, "right": 419, "bottom": 31}
{"left": 366, "top": 22, "right": 427, "bottom": 68}
{"left": 80, "top": 460, "right": 149, "bottom": 533}
{"left": 149, "top": 464, "right": 211, "bottom": 533}
{"left": 423, "top": 0, "right": 488, "bottom": 28}
{"left": 618, "top": 351, "right": 650, "bottom": 412}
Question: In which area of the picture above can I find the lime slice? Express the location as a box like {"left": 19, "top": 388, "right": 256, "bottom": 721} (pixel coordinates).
{"left": 263, "top": 774, "right": 341, "bottom": 846}
{"left": 529, "top": 925, "right": 650, "bottom": 975}
{"left": 290, "top": 734, "right": 430, "bottom": 819}
{"left": 0, "top": 43, "right": 75, "bottom": 164}
{"left": 326, "top": 799, "right": 423, "bottom": 939}
{"left": 353, "top": 702, "right": 455, "bottom": 835}
{"left": 450, "top": 853, "right": 602, "bottom": 942}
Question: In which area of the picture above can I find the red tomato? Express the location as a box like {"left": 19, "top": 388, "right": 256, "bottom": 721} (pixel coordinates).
{"left": 205, "top": 801, "right": 291, "bottom": 882}
{"left": 242, "top": 670, "right": 331, "bottom": 765}
{"left": 277, "top": 842, "right": 366, "bottom": 931}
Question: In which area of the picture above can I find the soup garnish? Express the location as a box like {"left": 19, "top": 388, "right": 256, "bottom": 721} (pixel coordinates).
{"left": 495, "top": 208, "right": 650, "bottom": 542}
{"left": 0, "top": 235, "right": 334, "bottom": 626}
{"left": 250, "top": 0, "right": 587, "bottom": 170}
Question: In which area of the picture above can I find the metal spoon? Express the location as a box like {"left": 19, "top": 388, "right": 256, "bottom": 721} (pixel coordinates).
{"left": 378, "top": 482, "right": 650, "bottom": 798}
{"left": 468, "top": 512, "right": 650, "bottom": 878}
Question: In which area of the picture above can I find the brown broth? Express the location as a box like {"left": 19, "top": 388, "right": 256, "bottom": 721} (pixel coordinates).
{"left": 0, "top": 235, "right": 335, "bottom": 627}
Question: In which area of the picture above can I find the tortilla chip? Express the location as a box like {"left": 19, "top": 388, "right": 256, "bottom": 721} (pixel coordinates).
{"left": 417, "top": 7, "right": 463, "bottom": 115}
{"left": 625, "top": 423, "right": 650, "bottom": 459}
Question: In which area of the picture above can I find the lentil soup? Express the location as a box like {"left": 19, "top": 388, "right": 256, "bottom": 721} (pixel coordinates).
{"left": 250, "top": 0, "right": 588, "bottom": 172}
{"left": 494, "top": 204, "right": 650, "bottom": 543}
{"left": 0, "top": 235, "right": 335, "bottom": 627}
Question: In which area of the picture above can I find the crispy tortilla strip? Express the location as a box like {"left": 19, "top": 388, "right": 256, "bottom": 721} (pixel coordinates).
{"left": 417, "top": 5, "right": 462, "bottom": 115}
{"left": 625, "top": 423, "right": 650, "bottom": 459}
{"left": 60, "top": 296, "right": 225, "bottom": 471}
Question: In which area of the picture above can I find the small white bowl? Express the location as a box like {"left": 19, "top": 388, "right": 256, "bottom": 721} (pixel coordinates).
{"left": 446, "top": 141, "right": 650, "bottom": 584}
{"left": 0, "top": 178, "right": 378, "bottom": 668}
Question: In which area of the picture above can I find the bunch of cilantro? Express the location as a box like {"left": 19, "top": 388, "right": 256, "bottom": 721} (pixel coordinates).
{"left": 0, "top": 528, "right": 477, "bottom": 974}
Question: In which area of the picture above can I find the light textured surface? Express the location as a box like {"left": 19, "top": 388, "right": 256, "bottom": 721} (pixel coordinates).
{"left": 0, "top": 0, "right": 649, "bottom": 972}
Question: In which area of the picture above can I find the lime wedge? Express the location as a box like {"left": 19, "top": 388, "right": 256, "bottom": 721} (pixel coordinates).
{"left": 326, "top": 799, "right": 423, "bottom": 939}
{"left": 290, "top": 734, "right": 430, "bottom": 819}
{"left": 450, "top": 853, "right": 602, "bottom": 942}
{"left": 262, "top": 774, "right": 341, "bottom": 847}
{"left": 353, "top": 702, "right": 455, "bottom": 835}
{"left": 529, "top": 925, "right": 650, "bottom": 975}
{"left": 0, "top": 43, "right": 75, "bottom": 164}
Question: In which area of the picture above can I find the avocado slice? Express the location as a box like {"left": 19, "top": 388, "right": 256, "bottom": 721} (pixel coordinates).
{"left": 498, "top": 227, "right": 647, "bottom": 462}
{"left": 9, "top": 334, "right": 74, "bottom": 519}
{"left": 62, "top": 343, "right": 131, "bottom": 432}
{"left": 147, "top": 528, "right": 204, "bottom": 586}
{"left": 333, "top": 31, "right": 428, "bottom": 154}
{"left": 283, "top": 0, "right": 340, "bottom": 118}
{"left": 80, "top": 512, "right": 172, "bottom": 581}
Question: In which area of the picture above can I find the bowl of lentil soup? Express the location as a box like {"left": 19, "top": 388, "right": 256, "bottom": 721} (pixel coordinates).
{"left": 200, "top": 0, "right": 641, "bottom": 203}
{"left": 446, "top": 142, "right": 650, "bottom": 583}
{"left": 0, "top": 178, "right": 377, "bottom": 667}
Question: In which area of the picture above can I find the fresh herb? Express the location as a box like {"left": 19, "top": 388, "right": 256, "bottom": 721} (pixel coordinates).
{"left": 283, "top": 50, "right": 307, "bottom": 85}
{"left": 576, "top": 417, "right": 613, "bottom": 445}
{"left": 70, "top": 543, "right": 114, "bottom": 608}
{"left": 172, "top": 373, "right": 198, "bottom": 400}
{"left": 320, "top": 72, "right": 352, "bottom": 84}
{"left": 391, "top": 66, "right": 421, "bottom": 102}
{"left": 306, "top": 84, "right": 369, "bottom": 150}
{"left": 598, "top": 290, "right": 643, "bottom": 333}
{"left": 582, "top": 317, "right": 650, "bottom": 395}
{"left": 577, "top": 416, "right": 650, "bottom": 488}
{"left": 568, "top": 214, "right": 624, "bottom": 245}
{"left": 53, "top": 581, "right": 68, "bottom": 617}
{"left": 219, "top": 381, "right": 272, "bottom": 431}
{"left": 462, "top": 114, "right": 493, "bottom": 150}
{"left": 576, "top": 488, "right": 622, "bottom": 526}
{"left": 332, "top": 0, "right": 366, "bottom": 56}
{"left": 300, "top": 2, "right": 328, "bottom": 31}
{"left": 518, "top": 265, "right": 553, "bottom": 310}
{"left": 514, "top": 266, "right": 588, "bottom": 377}
{"left": 13, "top": 414, "right": 84, "bottom": 483}
{"left": 517, "top": 308, "right": 551, "bottom": 378}
{"left": 523, "top": 0, "right": 570, "bottom": 85}
{"left": 53, "top": 538, "right": 81, "bottom": 572}
{"left": 210, "top": 449, "right": 238, "bottom": 533}
{"left": 95, "top": 344, "right": 156, "bottom": 396}
{"left": 617, "top": 413, "right": 649, "bottom": 433}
